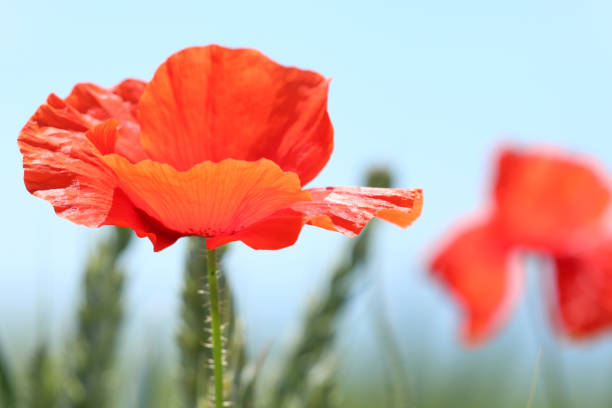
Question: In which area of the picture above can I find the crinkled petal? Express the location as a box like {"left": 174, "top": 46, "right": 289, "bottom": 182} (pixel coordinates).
{"left": 101, "top": 155, "right": 312, "bottom": 238}
{"left": 64, "top": 79, "right": 147, "bottom": 162}
{"left": 552, "top": 241, "right": 612, "bottom": 338}
{"left": 291, "top": 187, "right": 423, "bottom": 236}
{"left": 19, "top": 108, "right": 180, "bottom": 250}
{"left": 19, "top": 100, "right": 119, "bottom": 227}
{"left": 138, "top": 45, "right": 333, "bottom": 184}
{"left": 206, "top": 186, "right": 423, "bottom": 249}
{"left": 494, "top": 148, "right": 611, "bottom": 251}
{"left": 430, "top": 222, "right": 522, "bottom": 344}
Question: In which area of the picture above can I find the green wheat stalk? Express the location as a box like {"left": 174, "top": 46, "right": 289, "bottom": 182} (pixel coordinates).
{"left": 64, "top": 227, "right": 132, "bottom": 408}
{"left": 27, "top": 342, "right": 60, "bottom": 408}
{"left": 270, "top": 168, "right": 392, "bottom": 408}
{"left": 0, "top": 337, "right": 16, "bottom": 408}
{"left": 136, "top": 347, "right": 178, "bottom": 408}
{"left": 365, "top": 168, "right": 414, "bottom": 408}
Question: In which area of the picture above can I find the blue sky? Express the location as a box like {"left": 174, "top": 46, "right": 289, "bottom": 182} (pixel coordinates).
{"left": 2, "top": 0, "right": 612, "bottom": 390}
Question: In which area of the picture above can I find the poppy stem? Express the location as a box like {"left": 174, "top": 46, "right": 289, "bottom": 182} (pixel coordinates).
{"left": 206, "top": 247, "right": 224, "bottom": 408}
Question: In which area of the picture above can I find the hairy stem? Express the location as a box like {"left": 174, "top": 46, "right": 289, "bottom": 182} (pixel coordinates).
{"left": 207, "top": 248, "right": 224, "bottom": 408}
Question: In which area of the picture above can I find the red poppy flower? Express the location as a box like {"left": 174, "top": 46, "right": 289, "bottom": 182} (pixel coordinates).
{"left": 19, "top": 45, "right": 423, "bottom": 252}
{"left": 430, "top": 147, "right": 612, "bottom": 343}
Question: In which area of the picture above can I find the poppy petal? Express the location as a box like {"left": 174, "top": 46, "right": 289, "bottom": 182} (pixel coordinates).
{"left": 138, "top": 45, "right": 333, "bottom": 184}
{"left": 553, "top": 242, "right": 612, "bottom": 338}
{"left": 430, "top": 222, "right": 522, "bottom": 344}
{"left": 19, "top": 102, "right": 180, "bottom": 250}
{"left": 101, "top": 155, "right": 312, "bottom": 238}
{"left": 291, "top": 187, "right": 423, "bottom": 236}
{"left": 64, "top": 80, "right": 147, "bottom": 163}
{"left": 19, "top": 101, "right": 119, "bottom": 227}
{"left": 86, "top": 118, "right": 120, "bottom": 155}
{"left": 494, "top": 148, "right": 611, "bottom": 251}
{"left": 206, "top": 212, "right": 305, "bottom": 250}
{"left": 207, "top": 186, "right": 423, "bottom": 249}
{"left": 104, "top": 189, "right": 182, "bottom": 251}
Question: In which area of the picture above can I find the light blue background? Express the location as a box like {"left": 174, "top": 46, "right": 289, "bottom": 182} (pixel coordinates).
{"left": 2, "top": 0, "right": 612, "bottom": 400}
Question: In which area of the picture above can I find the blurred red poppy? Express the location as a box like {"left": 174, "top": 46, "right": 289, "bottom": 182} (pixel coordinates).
{"left": 431, "top": 147, "right": 612, "bottom": 343}
{"left": 19, "top": 45, "right": 423, "bottom": 251}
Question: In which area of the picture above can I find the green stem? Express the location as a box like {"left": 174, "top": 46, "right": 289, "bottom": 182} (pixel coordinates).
{"left": 207, "top": 248, "right": 224, "bottom": 408}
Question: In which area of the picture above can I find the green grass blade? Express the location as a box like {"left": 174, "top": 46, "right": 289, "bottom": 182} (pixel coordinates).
{"left": 526, "top": 348, "right": 542, "bottom": 408}
{"left": 372, "top": 264, "right": 415, "bottom": 408}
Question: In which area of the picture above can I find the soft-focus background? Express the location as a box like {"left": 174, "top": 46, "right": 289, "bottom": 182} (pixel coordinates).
{"left": 2, "top": 1, "right": 612, "bottom": 406}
